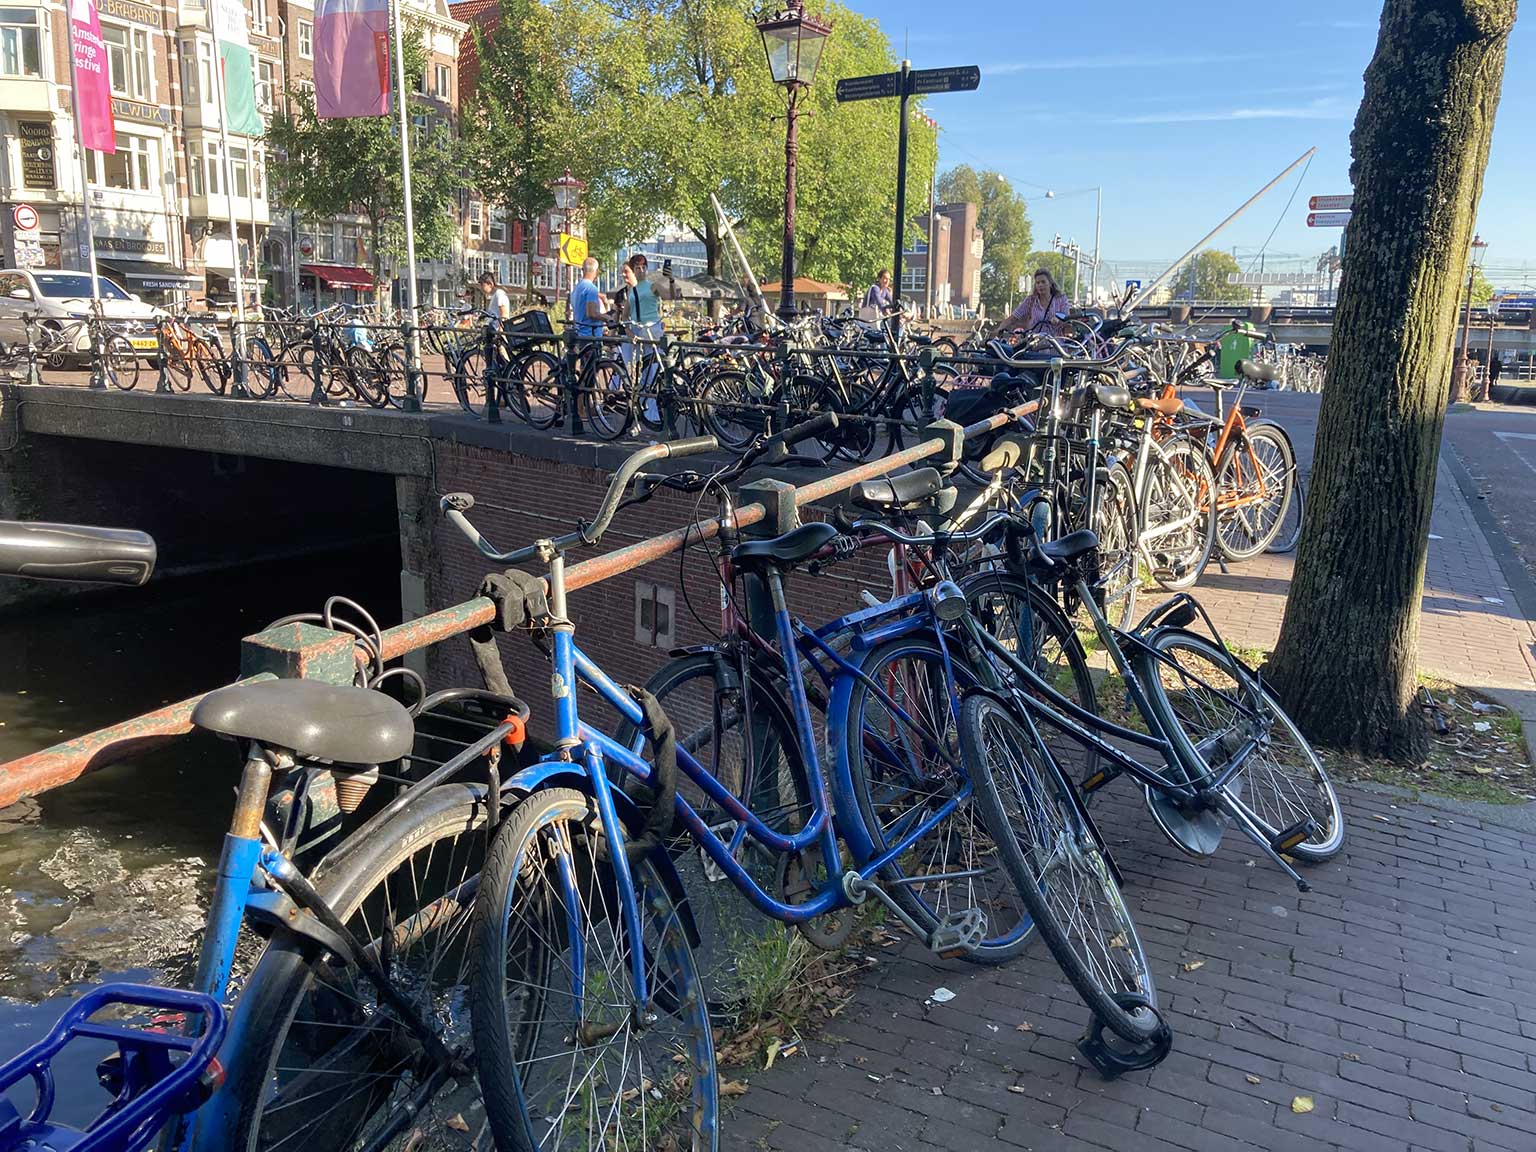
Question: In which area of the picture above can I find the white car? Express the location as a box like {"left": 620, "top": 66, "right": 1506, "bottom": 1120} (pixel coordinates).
{"left": 0, "top": 269, "right": 167, "bottom": 365}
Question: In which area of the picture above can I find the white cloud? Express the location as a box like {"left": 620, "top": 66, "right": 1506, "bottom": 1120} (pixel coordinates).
{"left": 1112, "top": 98, "right": 1355, "bottom": 125}
{"left": 984, "top": 52, "right": 1270, "bottom": 75}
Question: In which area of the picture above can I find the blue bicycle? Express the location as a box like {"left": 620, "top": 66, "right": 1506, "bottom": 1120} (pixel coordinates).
{"left": 442, "top": 424, "right": 1048, "bottom": 1150}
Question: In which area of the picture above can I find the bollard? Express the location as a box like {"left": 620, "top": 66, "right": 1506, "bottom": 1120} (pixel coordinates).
{"left": 308, "top": 327, "right": 326, "bottom": 406}
{"left": 400, "top": 317, "right": 423, "bottom": 413}
{"left": 154, "top": 317, "right": 169, "bottom": 393}
{"left": 772, "top": 336, "right": 791, "bottom": 436}
{"left": 22, "top": 313, "right": 41, "bottom": 388}
{"left": 230, "top": 316, "right": 250, "bottom": 398}
{"left": 564, "top": 325, "right": 583, "bottom": 436}
{"left": 481, "top": 324, "right": 500, "bottom": 424}
{"left": 87, "top": 315, "right": 106, "bottom": 390}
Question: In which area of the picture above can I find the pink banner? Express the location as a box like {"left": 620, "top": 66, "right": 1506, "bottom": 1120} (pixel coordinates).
{"left": 68, "top": 0, "right": 115, "bottom": 152}
{"left": 315, "top": 0, "right": 390, "bottom": 119}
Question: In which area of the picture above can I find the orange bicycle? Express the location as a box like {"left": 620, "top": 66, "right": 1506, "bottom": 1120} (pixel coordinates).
{"left": 1135, "top": 348, "right": 1297, "bottom": 561}
{"left": 161, "top": 312, "right": 230, "bottom": 394}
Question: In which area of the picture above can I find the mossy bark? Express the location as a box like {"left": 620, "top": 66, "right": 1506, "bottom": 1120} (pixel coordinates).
{"left": 1267, "top": 0, "right": 1517, "bottom": 761}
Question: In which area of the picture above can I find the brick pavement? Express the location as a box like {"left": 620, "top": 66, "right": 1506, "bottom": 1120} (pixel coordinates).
{"left": 722, "top": 785, "right": 1536, "bottom": 1152}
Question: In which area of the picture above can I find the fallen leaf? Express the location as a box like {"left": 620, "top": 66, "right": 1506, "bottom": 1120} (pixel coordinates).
{"left": 1015, "top": 1022, "right": 1034, "bottom": 1033}
{"left": 1008, "top": 1085, "right": 1027, "bottom": 1094}
{"left": 1291, "top": 1096, "right": 1315, "bottom": 1114}
{"left": 1182, "top": 960, "right": 1205, "bottom": 973}
{"left": 721, "top": 1080, "right": 749, "bottom": 1097}
{"left": 1245, "top": 1075, "right": 1261, "bottom": 1085}
{"left": 445, "top": 1114, "right": 469, "bottom": 1133}
{"left": 764, "top": 1038, "right": 782, "bottom": 1069}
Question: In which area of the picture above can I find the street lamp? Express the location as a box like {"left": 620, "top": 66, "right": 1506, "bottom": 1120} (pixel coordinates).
{"left": 549, "top": 168, "right": 586, "bottom": 304}
{"left": 1454, "top": 233, "right": 1488, "bottom": 402}
{"left": 756, "top": 1, "right": 832, "bottom": 319}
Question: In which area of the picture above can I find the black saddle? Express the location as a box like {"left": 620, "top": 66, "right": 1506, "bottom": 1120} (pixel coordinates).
{"left": 1037, "top": 529, "right": 1101, "bottom": 566}
{"left": 852, "top": 468, "right": 943, "bottom": 511}
{"left": 730, "top": 521, "right": 838, "bottom": 571}
{"left": 1073, "top": 383, "right": 1131, "bottom": 410}
{"left": 192, "top": 679, "right": 415, "bottom": 765}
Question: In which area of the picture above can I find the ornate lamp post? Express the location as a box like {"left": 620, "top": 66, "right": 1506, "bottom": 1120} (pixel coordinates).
{"left": 1453, "top": 233, "right": 1488, "bottom": 403}
{"left": 550, "top": 168, "right": 586, "bottom": 302}
{"left": 756, "top": 1, "right": 832, "bottom": 320}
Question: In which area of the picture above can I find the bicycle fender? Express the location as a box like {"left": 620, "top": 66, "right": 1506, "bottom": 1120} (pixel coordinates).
{"left": 502, "top": 761, "right": 702, "bottom": 950}
{"left": 822, "top": 660, "right": 877, "bottom": 865}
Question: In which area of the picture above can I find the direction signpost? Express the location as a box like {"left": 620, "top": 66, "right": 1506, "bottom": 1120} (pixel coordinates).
{"left": 1307, "top": 211, "right": 1352, "bottom": 228}
{"left": 837, "top": 62, "right": 980, "bottom": 309}
{"left": 1308, "top": 194, "right": 1353, "bottom": 212}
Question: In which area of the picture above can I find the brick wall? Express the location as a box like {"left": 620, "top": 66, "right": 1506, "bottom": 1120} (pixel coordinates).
{"left": 426, "top": 439, "right": 903, "bottom": 742}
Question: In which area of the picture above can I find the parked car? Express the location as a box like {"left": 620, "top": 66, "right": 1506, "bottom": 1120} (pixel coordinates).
{"left": 0, "top": 269, "right": 166, "bottom": 366}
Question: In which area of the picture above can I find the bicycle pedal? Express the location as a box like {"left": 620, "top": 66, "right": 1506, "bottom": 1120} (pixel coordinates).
{"left": 929, "top": 908, "right": 987, "bottom": 958}
{"left": 1269, "top": 818, "right": 1317, "bottom": 856}
{"left": 1081, "top": 766, "right": 1122, "bottom": 795}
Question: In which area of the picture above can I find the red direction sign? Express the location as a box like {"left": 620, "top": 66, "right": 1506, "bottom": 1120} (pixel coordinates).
{"left": 11, "top": 203, "right": 39, "bottom": 232}
{"left": 1308, "top": 194, "right": 1353, "bottom": 212}
{"left": 1307, "top": 211, "right": 1351, "bottom": 228}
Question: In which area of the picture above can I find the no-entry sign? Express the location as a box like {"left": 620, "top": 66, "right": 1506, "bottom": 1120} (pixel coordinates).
{"left": 12, "top": 203, "right": 39, "bottom": 233}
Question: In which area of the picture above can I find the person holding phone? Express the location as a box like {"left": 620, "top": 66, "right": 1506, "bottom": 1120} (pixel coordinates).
{"left": 989, "top": 269, "right": 1071, "bottom": 341}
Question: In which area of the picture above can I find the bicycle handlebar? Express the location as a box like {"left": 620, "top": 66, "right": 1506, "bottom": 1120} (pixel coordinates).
{"left": 0, "top": 521, "right": 156, "bottom": 585}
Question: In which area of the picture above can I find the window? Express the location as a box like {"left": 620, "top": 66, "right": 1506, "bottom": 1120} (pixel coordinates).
{"left": 297, "top": 19, "right": 312, "bottom": 59}
{"left": 1, "top": 8, "right": 41, "bottom": 77}
{"left": 228, "top": 144, "right": 251, "bottom": 199}
{"left": 468, "top": 201, "right": 483, "bottom": 241}
{"left": 249, "top": 0, "right": 267, "bottom": 33}
{"left": 256, "top": 58, "right": 276, "bottom": 110}
{"left": 340, "top": 221, "right": 365, "bottom": 264}
{"left": 509, "top": 256, "right": 527, "bottom": 288}
{"left": 901, "top": 266, "right": 924, "bottom": 293}
{"left": 198, "top": 40, "right": 215, "bottom": 103}
{"left": 103, "top": 24, "right": 152, "bottom": 99}
{"left": 534, "top": 258, "right": 558, "bottom": 291}
{"left": 91, "top": 132, "right": 156, "bottom": 192}
{"left": 634, "top": 582, "right": 676, "bottom": 649}
{"left": 434, "top": 62, "right": 450, "bottom": 99}
{"left": 178, "top": 38, "right": 195, "bottom": 99}
{"left": 488, "top": 207, "right": 506, "bottom": 244}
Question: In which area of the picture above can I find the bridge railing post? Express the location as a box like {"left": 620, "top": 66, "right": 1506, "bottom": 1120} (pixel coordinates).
{"left": 229, "top": 315, "right": 250, "bottom": 399}
{"left": 22, "top": 312, "right": 41, "bottom": 388}
{"left": 87, "top": 313, "right": 107, "bottom": 390}
{"left": 308, "top": 326, "right": 326, "bottom": 406}
{"left": 401, "top": 317, "right": 423, "bottom": 413}
{"left": 481, "top": 322, "right": 501, "bottom": 424}
{"left": 565, "top": 326, "right": 584, "bottom": 436}
{"left": 154, "top": 317, "right": 170, "bottom": 393}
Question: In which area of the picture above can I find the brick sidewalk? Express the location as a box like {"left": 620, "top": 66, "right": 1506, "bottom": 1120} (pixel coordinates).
{"left": 723, "top": 786, "right": 1536, "bottom": 1152}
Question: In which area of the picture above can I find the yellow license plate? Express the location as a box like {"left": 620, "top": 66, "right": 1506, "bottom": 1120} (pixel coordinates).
{"left": 129, "top": 337, "right": 159, "bottom": 351}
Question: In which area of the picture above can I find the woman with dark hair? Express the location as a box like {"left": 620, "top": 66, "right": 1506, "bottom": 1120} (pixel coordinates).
{"left": 989, "top": 268, "right": 1071, "bottom": 341}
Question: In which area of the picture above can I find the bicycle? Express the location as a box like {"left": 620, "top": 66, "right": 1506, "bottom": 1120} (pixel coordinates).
{"left": 441, "top": 426, "right": 1067, "bottom": 1146}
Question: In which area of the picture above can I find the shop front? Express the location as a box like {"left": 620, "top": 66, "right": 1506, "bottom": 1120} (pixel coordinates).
{"left": 300, "top": 263, "right": 376, "bottom": 308}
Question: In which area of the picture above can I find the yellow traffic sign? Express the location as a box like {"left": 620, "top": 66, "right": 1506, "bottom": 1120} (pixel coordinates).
{"left": 558, "top": 233, "right": 588, "bottom": 266}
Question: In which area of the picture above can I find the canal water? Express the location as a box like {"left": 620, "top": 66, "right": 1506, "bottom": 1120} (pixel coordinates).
{"left": 0, "top": 543, "right": 399, "bottom": 1097}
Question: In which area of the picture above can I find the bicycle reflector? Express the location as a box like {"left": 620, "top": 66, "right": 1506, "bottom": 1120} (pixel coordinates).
{"left": 930, "top": 581, "right": 968, "bottom": 622}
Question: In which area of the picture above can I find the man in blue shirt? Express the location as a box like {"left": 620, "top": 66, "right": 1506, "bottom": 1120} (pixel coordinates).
{"left": 569, "top": 256, "right": 609, "bottom": 339}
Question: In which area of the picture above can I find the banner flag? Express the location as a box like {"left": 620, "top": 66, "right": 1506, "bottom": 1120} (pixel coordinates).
{"left": 211, "top": 0, "right": 263, "bottom": 135}
{"left": 68, "top": 0, "right": 115, "bottom": 152}
{"left": 315, "top": 0, "right": 391, "bottom": 119}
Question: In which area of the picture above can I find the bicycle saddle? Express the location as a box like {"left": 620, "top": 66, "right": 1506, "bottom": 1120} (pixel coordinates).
{"left": 192, "top": 679, "right": 414, "bottom": 765}
{"left": 851, "top": 467, "right": 943, "bottom": 510}
{"left": 1037, "top": 529, "right": 1101, "bottom": 566}
{"left": 1136, "top": 394, "right": 1185, "bottom": 416}
{"left": 1072, "top": 383, "right": 1131, "bottom": 410}
{"left": 731, "top": 521, "right": 838, "bottom": 571}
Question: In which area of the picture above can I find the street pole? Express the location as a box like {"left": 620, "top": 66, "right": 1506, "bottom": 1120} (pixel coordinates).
{"left": 66, "top": 70, "right": 105, "bottom": 389}
{"left": 892, "top": 59, "right": 911, "bottom": 312}
{"left": 206, "top": 0, "right": 247, "bottom": 343}
{"left": 778, "top": 84, "right": 801, "bottom": 319}
{"left": 1091, "top": 185, "right": 1101, "bottom": 305}
{"left": 389, "top": 0, "right": 423, "bottom": 410}
{"left": 1454, "top": 265, "right": 1474, "bottom": 402}
{"left": 926, "top": 157, "right": 937, "bottom": 318}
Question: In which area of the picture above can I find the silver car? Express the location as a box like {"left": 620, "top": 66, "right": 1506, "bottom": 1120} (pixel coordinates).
{"left": 0, "top": 269, "right": 165, "bottom": 366}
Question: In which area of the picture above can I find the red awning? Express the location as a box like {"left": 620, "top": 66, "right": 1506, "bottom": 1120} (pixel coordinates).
{"left": 301, "top": 263, "right": 375, "bottom": 289}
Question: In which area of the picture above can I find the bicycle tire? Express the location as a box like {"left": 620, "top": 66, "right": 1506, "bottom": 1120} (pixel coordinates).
{"left": 959, "top": 692, "right": 1161, "bottom": 1044}
{"left": 1091, "top": 460, "right": 1140, "bottom": 629}
{"left": 1266, "top": 470, "right": 1305, "bottom": 554}
{"left": 470, "top": 786, "right": 717, "bottom": 1152}
{"left": 245, "top": 336, "right": 277, "bottom": 400}
{"left": 219, "top": 783, "right": 490, "bottom": 1152}
{"left": 277, "top": 345, "right": 316, "bottom": 401}
{"left": 1137, "top": 630, "right": 1344, "bottom": 861}
{"left": 451, "top": 345, "right": 487, "bottom": 416}
{"left": 194, "top": 343, "right": 227, "bottom": 395}
{"left": 583, "top": 355, "right": 633, "bottom": 441}
{"left": 517, "top": 348, "right": 563, "bottom": 429}
{"left": 614, "top": 650, "right": 813, "bottom": 1021}
{"left": 1215, "top": 422, "right": 1295, "bottom": 561}
{"left": 1142, "top": 437, "right": 1216, "bottom": 592}
{"left": 345, "top": 346, "right": 392, "bottom": 409}
{"left": 699, "top": 368, "right": 767, "bottom": 450}
{"left": 105, "top": 334, "right": 139, "bottom": 391}
{"left": 165, "top": 347, "right": 193, "bottom": 392}
{"left": 842, "top": 634, "right": 1034, "bottom": 963}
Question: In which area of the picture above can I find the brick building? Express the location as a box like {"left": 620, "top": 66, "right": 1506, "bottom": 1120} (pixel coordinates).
{"left": 904, "top": 201, "right": 983, "bottom": 318}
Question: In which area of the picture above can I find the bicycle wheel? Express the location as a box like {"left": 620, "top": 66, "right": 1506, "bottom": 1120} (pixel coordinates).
{"left": 471, "top": 787, "right": 717, "bottom": 1151}
{"left": 245, "top": 336, "right": 277, "bottom": 399}
{"left": 1138, "top": 630, "right": 1344, "bottom": 861}
{"left": 194, "top": 344, "right": 227, "bottom": 395}
{"left": 615, "top": 651, "right": 812, "bottom": 1021}
{"left": 220, "top": 783, "right": 489, "bottom": 1152}
{"left": 451, "top": 345, "right": 487, "bottom": 415}
{"left": 1266, "top": 469, "right": 1305, "bottom": 554}
{"left": 960, "top": 571, "right": 1097, "bottom": 713}
{"left": 165, "top": 346, "right": 193, "bottom": 392}
{"left": 843, "top": 634, "right": 1034, "bottom": 962}
{"left": 346, "top": 347, "right": 392, "bottom": 408}
{"left": 1215, "top": 423, "right": 1295, "bottom": 561}
{"left": 699, "top": 368, "right": 766, "bottom": 450}
{"left": 584, "top": 356, "right": 633, "bottom": 441}
{"left": 1142, "top": 437, "right": 1216, "bottom": 591}
{"left": 960, "top": 692, "right": 1161, "bottom": 1043}
{"left": 105, "top": 334, "right": 140, "bottom": 391}
{"left": 1091, "top": 460, "right": 1140, "bottom": 629}
{"left": 278, "top": 346, "right": 316, "bottom": 401}
{"left": 518, "top": 349, "right": 563, "bottom": 429}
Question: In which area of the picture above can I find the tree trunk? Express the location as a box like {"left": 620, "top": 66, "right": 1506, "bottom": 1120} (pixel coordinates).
{"left": 1266, "top": 0, "right": 1516, "bottom": 762}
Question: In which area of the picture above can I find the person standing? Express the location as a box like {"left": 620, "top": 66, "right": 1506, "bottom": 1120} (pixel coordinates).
{"left": 569, "top": 257, "right": 609, "bottom": 340}
{"left": 1489, "top": 351, "right": 1504, "bottom": 397}
{"left": 989, "top": 269, "right": 1071, "bottom": 342}
{"left": 863, "top": 269, "right": 894, "bottom": 316}
{"left": 479, "top": 271, "right": 510, "bottom": 328}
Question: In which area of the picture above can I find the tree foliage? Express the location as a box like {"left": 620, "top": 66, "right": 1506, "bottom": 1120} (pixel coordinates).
{"left": 265, "top": 18, "right": 462, "bottom": 303}
{"left": 1470, "top": 265, "right": 1495, "bottom": 305}
{"left": 936, "top": 165, "right": 1032, "bottom": 316}
{"left": 1025, "top": 250, "right": 1077, "bottom": 299}
{"left": 1175, "top": 248, "right": 1245, "bottom": 302}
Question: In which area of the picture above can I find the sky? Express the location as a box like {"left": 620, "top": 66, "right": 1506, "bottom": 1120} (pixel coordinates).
{"left": 863, "top": 1, "right": 1536, "bottom": 291}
